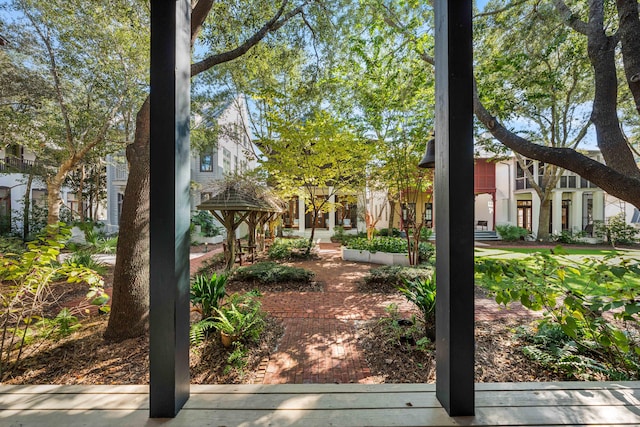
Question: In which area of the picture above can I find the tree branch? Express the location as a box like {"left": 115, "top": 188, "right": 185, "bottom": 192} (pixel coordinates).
{"left": 22, "top": 6, "right": 74, "bottom": 150}
{"left": 553, "top": 0, "right": 589, "bottom": 35}
{"left": 473, "top": 0, "right": 531, "bottom": 19}
{"left": 190, "top": 0, "right": 312, "bottom": 77}
{"left": 616, "top": 0, "right": 640, "bottom": 115}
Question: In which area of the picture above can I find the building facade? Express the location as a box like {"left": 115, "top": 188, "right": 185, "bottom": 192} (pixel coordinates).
{"left": 0, "top": 145, "right": 81, "bottom": 236}
{"left": 105, "top": 95, "right": 258, "bottom": 234}
{"left": 385, "top": 152, "right": 638, "bottom": 240}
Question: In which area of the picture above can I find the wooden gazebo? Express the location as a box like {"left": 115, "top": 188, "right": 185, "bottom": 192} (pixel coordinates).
{"left": 197, "top": 182, "right": 282, "bottom": 271}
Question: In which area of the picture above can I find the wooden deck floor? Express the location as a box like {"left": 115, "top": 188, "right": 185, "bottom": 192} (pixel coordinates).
{"left": 1, "top": 382, "right": 639, "bottom": 426}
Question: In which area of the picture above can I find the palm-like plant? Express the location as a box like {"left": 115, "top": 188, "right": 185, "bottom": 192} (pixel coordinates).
{"left": 190, "top": 273, "right": 227, "bottom": 319}
{"left": 398, "top": 274, "right": 436, "bottom": 340}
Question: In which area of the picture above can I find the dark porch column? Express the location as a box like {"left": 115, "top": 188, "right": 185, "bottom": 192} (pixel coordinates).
{"left": 434, "top": 0, "right": 475, "bottom": 416}
{"left": 149, "top": 0, "right": 191, "bottom": 417}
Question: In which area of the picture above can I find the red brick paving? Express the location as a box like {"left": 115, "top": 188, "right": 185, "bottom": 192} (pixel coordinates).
{"left": 71, "top": 242, "right": 538, "bottom": 384}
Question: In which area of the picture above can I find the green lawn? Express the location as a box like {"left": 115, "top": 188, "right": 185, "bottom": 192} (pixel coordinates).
{"left": 475, "top": 245, "right": 640, "bottom": 296}
{"left": 475, "top": 246, "right": 640, "bottom": 259}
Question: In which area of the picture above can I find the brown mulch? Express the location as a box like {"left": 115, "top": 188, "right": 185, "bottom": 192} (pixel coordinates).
{"left": 2, "top": 244, "right": 564, "bottom": 385}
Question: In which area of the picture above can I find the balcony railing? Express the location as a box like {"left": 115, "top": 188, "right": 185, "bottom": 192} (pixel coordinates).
{"left": 0, "top": 157, "right": 38, "bottom": 173}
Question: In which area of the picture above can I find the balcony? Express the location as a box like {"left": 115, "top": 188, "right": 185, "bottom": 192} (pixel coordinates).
{"left": 0, "top": 157, "right": 38, "bottom": 173}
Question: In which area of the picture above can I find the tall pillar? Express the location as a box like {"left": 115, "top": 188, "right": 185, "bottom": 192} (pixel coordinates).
{"left": 328, "top": 191, "right": 336, "bottom": 232}
{"left": 551, "top": 191, "right": 563, "bottom": 236}
{"left": 571, "top": 191, "right": 582, "bottom": 232}
{"left": 298, "top": 195, "right": 305, "bottom": 232}
{"left": 593, "top": 191, "right": 605, "bottom": 222}
{"left": 149, "top": 0, "right": 191, "bottom": 417}
{"left": 434, "top": 0, "right": 475, "bottom": 416}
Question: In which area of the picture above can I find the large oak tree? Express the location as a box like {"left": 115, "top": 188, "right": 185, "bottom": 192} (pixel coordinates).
{"left": 105, "top": 0, "right": 322, "bottom": 340}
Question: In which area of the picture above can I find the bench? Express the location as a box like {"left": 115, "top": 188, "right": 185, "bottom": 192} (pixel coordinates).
{"left": 476, "top": 220, "right": 488, "bottom": 230}
{"left": 222, "top": 239, "right": 248, "bottom": 265}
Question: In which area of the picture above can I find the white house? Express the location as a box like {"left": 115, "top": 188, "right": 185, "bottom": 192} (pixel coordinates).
{"left": 477, "top": 150, "right": 638, "bottom": 239}
{"left": 105, "top": 94, "right": 258, "bottom": 235}
{"left": 0, "top": 144, "right": 81, "bottom": 236}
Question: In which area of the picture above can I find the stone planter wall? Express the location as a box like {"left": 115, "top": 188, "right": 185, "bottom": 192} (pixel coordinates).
{"left": 341, "top": 247, "right": 410, "bottom": 266}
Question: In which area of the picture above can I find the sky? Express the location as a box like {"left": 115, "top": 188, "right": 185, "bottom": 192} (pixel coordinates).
{"left": 476, "top": 0, "right": 489, "bottom": 11}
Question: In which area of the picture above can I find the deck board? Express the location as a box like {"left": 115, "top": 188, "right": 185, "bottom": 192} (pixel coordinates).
{"left": 1, "top": 382, "right": 639, "bottom": 426}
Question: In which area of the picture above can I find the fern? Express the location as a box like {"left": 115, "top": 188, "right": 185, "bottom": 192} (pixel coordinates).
{"left": 190, "top": 318, "right": 216, "bottom": 346}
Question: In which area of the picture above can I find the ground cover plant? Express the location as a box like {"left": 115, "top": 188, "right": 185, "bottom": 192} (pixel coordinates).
{"left": 495, "top": 224, "right": 530, "bottom": 242}
{"left": 230, "top": 261, "right": 316, "bottom": 290}
{"left": 345, "top": 237, "right": 435, "bottom": 263}
{"left": 475, "top": 246, "right": 640, "bottom": 380}
{"left": 0, "top": 224, "right": 108, "bottom": 380}
{"left": 360, "top": 264, "right": 433, "bottom": 293}
{"left": 267, "top": 237, "right": 316, "bottom": 260}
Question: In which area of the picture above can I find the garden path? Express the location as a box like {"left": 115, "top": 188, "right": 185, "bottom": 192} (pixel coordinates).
{"left": 190, "top": 243, "right": 539, "bottom": 384}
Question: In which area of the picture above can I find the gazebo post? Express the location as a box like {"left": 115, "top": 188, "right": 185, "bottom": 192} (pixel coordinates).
{"left": 434, "top": 0, "right": 475, "bottom": 416}
{"left": 149, "top": 0, "right": 191, "bottom": 417}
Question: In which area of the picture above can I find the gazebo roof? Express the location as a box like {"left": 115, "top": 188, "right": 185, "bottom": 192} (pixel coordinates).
{"left": 196, "top": 185, "right": 283, "bottom": 213}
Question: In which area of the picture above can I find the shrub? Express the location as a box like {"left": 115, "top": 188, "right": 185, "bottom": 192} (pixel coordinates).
{"left": 231, "top": 261, "right": 314, "bottom": 284}
{"left": 398, "top": 275, "right": 436, "bottom": 340}
{"left": 475, "top": 249, "right": 640, "bottom": 379}
{"left": 331, "top": 226, "right": 352, "bottom": 245}
{"left": 496, "top": 224, "right": 529, "bottom": 242}
{"left": 64, "top": 250, "right": 108, "bottom": 276}
{"left": 364, "top": 265, "right": 433, "bottom": 287}
{"left": 212, "top": 293, "right": 265, "bottom": 342}
{"left": 267, "top": 238, "right": 313, "bottom": 260}
{"left": 0, "top": 236, "right": 26, "bottom": 257}
{"left": 595, "top": 214, "right": 639, "bottom": 246}
{"left": 418, "top": 242, "right": 435, "bottom": 263}
{"left": 378, "top": 228, "right": 402, "bottom": 237}
{"left": 345, "top": 237, "right": 407, "bottom": 253}
{"left": 552, "top": 229, "right": 580, "bottom": 244}
{"left": 0, "top": 224, "right": 107, "bottom": 378}
{"left": 419, "top": 227, "right": 433, "bottom": 242}
{"left": 191, "top": 273, "right": 227, "bottom": 319}
{"left": 191, "top": 210, "right": 222, "bottom": 237}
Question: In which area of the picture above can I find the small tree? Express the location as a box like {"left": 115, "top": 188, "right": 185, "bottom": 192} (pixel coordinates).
{"left": 259, "top": 109, "right": 374, "bottom": 249}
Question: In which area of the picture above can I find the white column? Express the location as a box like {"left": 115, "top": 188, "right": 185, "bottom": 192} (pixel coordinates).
{"left": 551, "top": 191, "right": 563, "bottom": 235}
{"left": 531, "top": 191, "right": 542, "bottom": 237}
{"left": 328, "top": 191, "right": 336, "bottom": 232}
{"left": 593, "top": 191, "right": 605, "bottom": 222}
{"left": 297, "top": 194, "right": 305, "bottom": 232}
{"left": 570, "top": 191, "right": 582, "bottom": 232}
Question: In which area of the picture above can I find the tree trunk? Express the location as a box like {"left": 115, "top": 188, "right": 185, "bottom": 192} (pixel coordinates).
{"left": 104, "top": 98, "right": 150, "bottom": 341}
{"left": 78, "top": 165, "right": 85, "bottom": 222}
{"left": 22, "top": 173, "right": 33, "bottom": 239}
{"left": 537, "top": 198, "right": 552, "bottom": 242}
{"left": 388, "top": 198, "right": 396, "bottom": 232}
{"left": 45, "top": 179, "right": 64, "bottom": 225}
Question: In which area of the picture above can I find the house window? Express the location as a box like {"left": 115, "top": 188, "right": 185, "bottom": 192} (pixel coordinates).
{"left": 117, "top": 193, "right": 124, "bottom": 224}
{"left": 200, "top": 151, "right": 213, "bottom": 172}
{"left": 559, "top": 175, "right": 577, "bottom": 188}
{"left": 580, "top": 177, "right": 598, "bottom": 189}
{"left": 67, "top": 193, "right": 82, "bottom": 218}
{"left": 0, "top": 186, "right": 11, "bottom": 234}
{"left": 222, "top": 148, "right": 231, "bottom": 174}
{"left": 283, "top": 196, "right": 299, "bottom": 228}
{"left": 424, "top": 202, "right": 433, "bottom": 227}
{"left": 517, "top": 200, "right": 533, "bottom": 232}
{"left": 401, "top": 203, "right": 416, "bottom": 227}
{"left": 515, "top": 161, "right": 534, "bottom": 190}
{"left": 32, "top": 189, "right": 47, "bottom": 208}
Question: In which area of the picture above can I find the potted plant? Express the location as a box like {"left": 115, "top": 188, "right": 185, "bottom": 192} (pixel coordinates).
{"left": 212, "top": 294, "right": 265, "bottom": 348}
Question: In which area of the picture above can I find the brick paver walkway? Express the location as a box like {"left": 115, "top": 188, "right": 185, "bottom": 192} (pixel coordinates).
{"left": 187, "top": 243, "right": 539, "bottom": 385}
